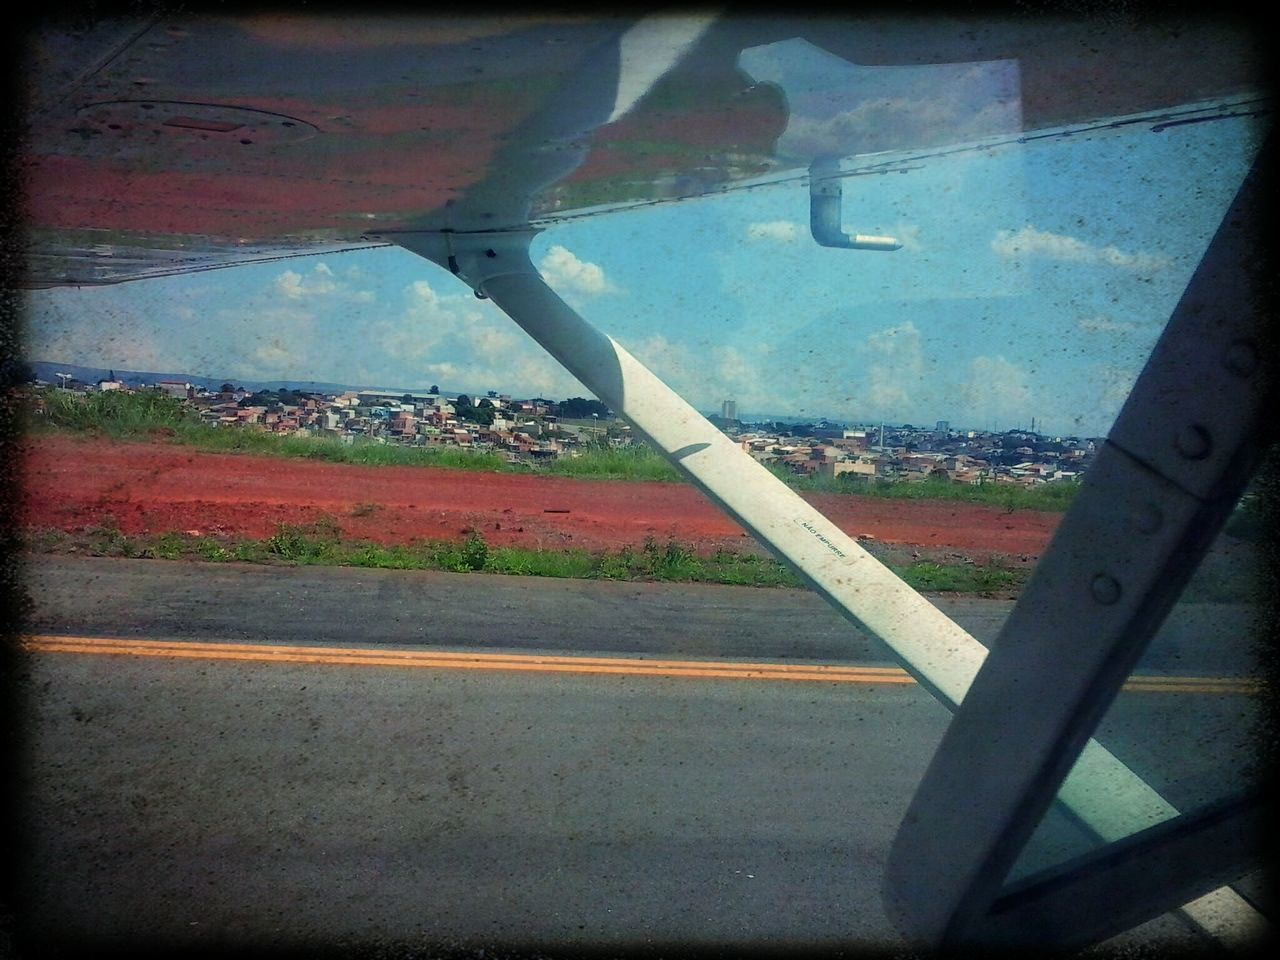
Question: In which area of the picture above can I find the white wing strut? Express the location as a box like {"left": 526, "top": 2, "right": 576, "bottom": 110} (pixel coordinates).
{"left": 389, "top": 227, "right": 1261, "bottom": 946}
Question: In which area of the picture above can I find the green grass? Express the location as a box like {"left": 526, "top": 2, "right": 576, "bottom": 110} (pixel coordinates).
{"left": 783, "top": 469, "right": 1080, "bottom": 512}
{"left": 178, "top": 424, "right": 513, "bottom": 472}
{"left": 539, "top": 444, "right": 682, "bottom": 482}
{"left": 897, "top": 561, "right": 1020, "bottom": 594}
{"left": 37, "top": 387, "right": 199, "bottom": 437}
{"left": 27, "top": 522, "right": 1029, "bottom": 594}
{"left": 28, "top": 387, "right": 1078, "bottom": 509}
{"left": 485, "top": 547, "right": 599, "bottom": 579}
{"left": 41, "top": 519, "right": 1272, "bottom": 602}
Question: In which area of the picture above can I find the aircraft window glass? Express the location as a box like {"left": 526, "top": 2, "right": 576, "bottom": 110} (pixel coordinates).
{"left": 1006, "top": 463, "right": 1270, "bottom": 892}
{"left": 528, "top": 99, "right": 1261, "bottom": 453}
{"left": 18, "top": 18, "right": 1270, "bottom": 951}
{"left": 527, "top": 61, "right": 1268, "bottom": 933}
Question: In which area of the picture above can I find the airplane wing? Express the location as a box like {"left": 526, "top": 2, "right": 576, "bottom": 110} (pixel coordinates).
{"left": 20, "top": 13, "right": 1263, "bottom": 285}
{"left": 17, "top": 10, "right": 1274, "bottom": 952}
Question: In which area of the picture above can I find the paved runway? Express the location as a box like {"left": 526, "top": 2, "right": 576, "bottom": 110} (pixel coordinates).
{"left": 12, "top": 557, "right": 1266, "bottom": 953}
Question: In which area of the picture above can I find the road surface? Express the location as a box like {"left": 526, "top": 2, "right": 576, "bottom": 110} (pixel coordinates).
{"left": 13, "top": 557, "right": 1266, "bottom": 954}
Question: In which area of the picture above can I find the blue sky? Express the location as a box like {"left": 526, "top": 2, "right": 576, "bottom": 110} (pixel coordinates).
{"left": 24, "top": 40, "right": 1264, "bottom": 438}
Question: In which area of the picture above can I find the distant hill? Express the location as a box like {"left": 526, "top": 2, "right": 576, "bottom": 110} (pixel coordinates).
{"left": 27, "top": 361, "right": 857, "bottom": 424}
{"left": 27, "top": 361, "right": 452, "bottom": 398}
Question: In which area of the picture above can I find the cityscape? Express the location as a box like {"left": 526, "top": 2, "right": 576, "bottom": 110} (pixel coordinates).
{"left": 32, "top": 364, "right": 1096, "bottom": 488}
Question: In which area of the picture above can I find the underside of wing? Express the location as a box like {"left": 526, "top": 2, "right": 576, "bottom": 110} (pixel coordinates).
{"left": 21, "top": 13, "right": 1262, "bottom": 286}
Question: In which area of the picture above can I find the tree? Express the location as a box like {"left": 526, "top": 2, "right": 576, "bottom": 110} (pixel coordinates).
{"left": 429, "top": 384, "right": 440, "bottom": 394}
{"left": 558, "top": 397, "right": 611, "bottom": 419}
{"left": 220, "top": 382, "right": 235, "bottom": 394}
{"left": 467, "top": 404, "right": 495, "bottom": 427}
{"left": 456, "top": 395, "right": 493, "bottom": 427}
{"left": 402, "top": 393, "right": 414, "bottom": 404}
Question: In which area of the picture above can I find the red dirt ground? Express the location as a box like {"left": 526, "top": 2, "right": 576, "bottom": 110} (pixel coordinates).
{"left": 19, "top": 435, "right": 1060, "bottom": 558}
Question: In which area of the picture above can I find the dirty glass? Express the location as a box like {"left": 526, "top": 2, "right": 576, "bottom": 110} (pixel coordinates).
{"left": 16, "top": 14, "right": 1270, "bottom": 955}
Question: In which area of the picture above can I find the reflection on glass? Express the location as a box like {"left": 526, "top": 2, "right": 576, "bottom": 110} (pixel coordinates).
{"left": 739, "top": 37, "right": 1022, "bottom": 161}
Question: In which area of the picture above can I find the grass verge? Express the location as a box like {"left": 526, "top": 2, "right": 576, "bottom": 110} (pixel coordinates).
{"left": 772, "top": 465, "right": 1079, "bottom": 511}
{"left": 27, "top": 522, "right": 1030, "bottom": 595}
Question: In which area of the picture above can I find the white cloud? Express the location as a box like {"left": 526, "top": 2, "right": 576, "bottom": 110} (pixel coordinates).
{"left": 23, "top": 259, "right": 584, "bottom": 399}
{"left": 627, "top": 333, "right": 697, "bottom": 390}
{"left": 992, "top": 226, "right": 1170, "bottom": 273}
{"left": 623, "top": 334, "right": 800, "bottom": 414}
{"left": 715, "top": 345, "right": 752, "bottom": 385}
{"left": 406, "top": 279, "right": 441, "bottom": 307}
{"left": 419, "top": 360, "right": 461, "bottom": 382}
{"left": 538, "top": 245, "right": 620, "bottom": 295}
{"left": 745, "top": 220, "right": 801, "bottom": 243}
{"left": 497, "top": 355, "right": 586, "bottom": 398}
{"left": 307, "top": 263, "right": 337, "bottom": 293}
{"left": 273, "top": 262, "right": 354, "bottom": 300}
{"left": 249, "top": 340, "right": 295, "bottom": 370}
{"left": 778, "top": 77, "right": 1020, "bottom": 158}
{"left": 959, "top": 355, "right": 1034, "bottom": 429}
{"left": 350, "top": 277, "right": 590, "bottom": 396}
{"left": 462, "top": 324, "right": 521, "bottom": 356}
{"left": 860, "top": 322, "right": 925, "bottom": 416}
{"left": 219, "top": 304, "right": 319, "bottom": 379}
{"left": 415, "top": 354, "right": 583, "bottom": 399}
{"left": 380, "top": 279, "right": 467, "bottom": 361}
{"left": 274, "top": 270, "right": 304, "bottom": 299}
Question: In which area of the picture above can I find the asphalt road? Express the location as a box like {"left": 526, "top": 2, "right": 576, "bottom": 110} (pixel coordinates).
{"left": 21, "top": 555, "right": 1003, "bottom": 662}
{"left": 12, "top": 557, "right": 1267, "bottom": 954}
{"left": 18, "top": 556, "right": 1264, "bottom": 675}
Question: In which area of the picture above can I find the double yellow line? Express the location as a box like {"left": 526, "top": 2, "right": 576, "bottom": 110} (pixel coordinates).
{"left": 22, "top": 635, "right": 914, "bottom": 684}
{"left": 20, "top": 635, "right": 1262, "bottom": 694}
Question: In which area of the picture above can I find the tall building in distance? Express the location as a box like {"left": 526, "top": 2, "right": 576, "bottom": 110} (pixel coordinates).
{"left": 936, "top": 420, "right": 950, "bottom": 433}
{"left": 721, "top": 399, "right": 737, "bottom": 421}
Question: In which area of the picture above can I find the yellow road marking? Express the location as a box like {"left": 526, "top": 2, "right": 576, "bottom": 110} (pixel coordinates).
{"left": 20, "top": 635, "right": 1262, "bottom": 693}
